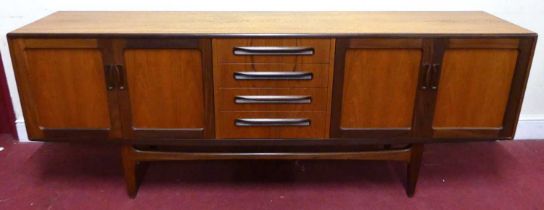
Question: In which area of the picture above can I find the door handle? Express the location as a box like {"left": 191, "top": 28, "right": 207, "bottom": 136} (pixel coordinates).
{"left": 235, "top": 118, "right": 311, "bottom": 127}
{"left": 431, "top": 64, "right": 441, "bottom": 90}
{"left": 115, "top": 65, "right": 126, "bottom": 90}
{"left": 234, "top": 95, "right": 312, "bottom": 104}
{"left": 234, "top": 71, "right": 313, "bottom": 80}
{"left": 421, "top": 63, "right": 431, "bottom": 90}
{"left": 103, "top": 65, "right": 115, "bottom": 91}
{"left": 233, "top": 46, "right": 314, "bottom": 56}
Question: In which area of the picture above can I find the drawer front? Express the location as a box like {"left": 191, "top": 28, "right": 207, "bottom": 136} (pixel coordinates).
{"left": 213, "top": 38, "right": 331, "bottom": 64}
{"left": 218, "top": 88, "right": 327, "bottom": 111}
{"left": 216, "top": 64, "right": 328, "bottom": 88}
{"left": 216, "top": 112, "right": 326, "bottom": 139}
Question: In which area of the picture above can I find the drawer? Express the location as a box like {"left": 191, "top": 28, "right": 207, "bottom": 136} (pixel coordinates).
{"left": 216, "top": 64, "right": 328, "bottom": 88}
{"left": 216, "top": 112, "right": 326, "bottom": 139}
{"left": 218, "top": 88, "right": 327, "bottom": 111}
{"left": 213, "top": 38, "right": 331, "bottom": 64}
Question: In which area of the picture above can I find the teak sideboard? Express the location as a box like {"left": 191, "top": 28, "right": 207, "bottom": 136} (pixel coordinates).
{"left": 8, "top": 11, "right": 537, "bottom": 198}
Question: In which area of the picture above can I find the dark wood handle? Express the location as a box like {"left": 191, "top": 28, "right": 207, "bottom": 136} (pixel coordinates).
{"left": 421, "top": 63, "right": 431, "bottom": 90}
{"left": 234, "top": 95, "right": 312, "bottom": 104}
{"left": 431, "top": 64, "right": 441, "bottom": 90}
{"left": 234, "top": 71, "right": 313, "bottom": 80}
{"left": 235, "top": 118, "right": 311, "bottom": 127}
{"left": 103, "top": 65, "right": 115, "bottom": 91}
{"left": 115, "top": 65, "right": 126, "bottom": 90}
{"left": 233, "top": 46, "right": 314, "bottom": 55}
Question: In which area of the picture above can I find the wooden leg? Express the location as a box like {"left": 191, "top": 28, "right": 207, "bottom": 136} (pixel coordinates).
{"left": 121, "top": 145, "right": 143, "bottom": 198}
{"left": 406, "top": 144, "right": 424, "bottom": 197}
{"left": 120, "top": 144, "right": 422, "bottom": 198}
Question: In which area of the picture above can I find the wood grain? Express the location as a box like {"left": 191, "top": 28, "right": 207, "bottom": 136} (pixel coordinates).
{"left": 340, "top": 49, "right": 421, "bottom": 128}
{"left": 8, "top": 38, "right": 43, "bottom": 138}
{"left": 407, "top": 144, "right": 424, "bottom": 197}
{"left": 216, "top": 63, "right": 328, "bottom": 88}
{"left": 218, "top": 88, "right": 327, "bottom": 111}
{"left": 7, "top": 22, "right": 536, "bottom": 148}
{"left": 213, "top": 38, "right": 331, "bottom": 64}
{"left": 23, "top": 39, "right": 98, "bottom": 48}
{"left": 10, "top": 11, "right": 534, "bottom": 35}
{"left": 124, "top": 49, "right": 204, "bottom": 129}
{"left": 500, "top": 38, "right": 537, "bottom": 138}
{"left": 324, "top": 39, "right": 336, "bottom": 138}
{"left": 120, "top": 143, "right": 423, "bottom": 197}
{"left": 216, "top": 111, "right": 326, "bottom": 139}
{"left": 433, "top": 49, "right": 518, "bottom": 128}
{"left": 25, "top": 49, "right": 111, "bottom": 128}
{"left": 448, "top": 39, "right": 519, "bottom": 49}
{"left": 124, "top": 144, "right": 416, "bottom": 161}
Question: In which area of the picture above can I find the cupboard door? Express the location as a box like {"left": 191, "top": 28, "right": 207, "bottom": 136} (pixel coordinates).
{"left": 118, "top": 39, "right": 214, "bottom": 139}
{"left": 331, "top": 39, "right": 431, "bottom": 138}
{"left": 9, "top": 39, "right": 121, "bottom": 140}
{"left": 430, "top": 38, "right": 536, "bottom": 139}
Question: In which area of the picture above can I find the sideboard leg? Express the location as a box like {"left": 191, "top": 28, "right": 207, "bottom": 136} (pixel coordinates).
{"left": 120, "top": 144, "right": 423, "bottom": 198}
{"left": 406, "top": 143, "right": 424, "bottom": 197}
{"left": 121, "top": 145, "right": 139, "bottom": 198}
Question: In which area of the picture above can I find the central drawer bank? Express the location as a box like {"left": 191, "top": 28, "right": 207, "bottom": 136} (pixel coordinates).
{"left": 7, "top": 11, "right": 537, "bottom": 197}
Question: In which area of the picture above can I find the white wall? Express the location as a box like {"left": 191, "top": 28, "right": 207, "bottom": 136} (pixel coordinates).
{"left": 1, "top": 0, "right": 543, "bottom": 140}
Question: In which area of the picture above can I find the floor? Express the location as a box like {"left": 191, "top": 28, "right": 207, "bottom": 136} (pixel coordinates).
{"left": 0, "top": 134, "right": 543, "bottom": 210}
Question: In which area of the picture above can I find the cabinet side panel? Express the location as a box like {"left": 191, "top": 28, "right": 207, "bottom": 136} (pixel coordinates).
{"left": 340, "top": 49, "right": 421, "bottom": 128}
{"left": 25, "top": 49, "right": 110, "bottom": 128}
{"left": 124, "top": 49, "right": 205, "bottom": 129}
{"left": 433, "top": 49, "right": 518, "bottom": 128}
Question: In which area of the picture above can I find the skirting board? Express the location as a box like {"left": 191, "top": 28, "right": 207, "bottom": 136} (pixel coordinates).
{"left": 514, "top": 115, "right": 544, "bottom": 140}
{"left": 14, "top": 115, "right": 544, "bottom": 142}
{"left": 15, "top": 119, "right": 29, "bottom": 142}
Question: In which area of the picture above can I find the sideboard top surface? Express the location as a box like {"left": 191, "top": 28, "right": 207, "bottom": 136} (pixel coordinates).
{"left": 9, "top": 11, "right": 535, "bottom": 37}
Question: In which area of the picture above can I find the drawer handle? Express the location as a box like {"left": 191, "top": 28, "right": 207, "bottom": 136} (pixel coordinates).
{"left": 235, "top": 118, "right": 311, "bottom": 127}
{"left": 235, "top": 95, "right": 312, "bottom": 104}
{"left": 234, "top": 71, "right": 313, "bottom": 80}
{"left": 233, "top": 46, "right": 314, "bottom": 56}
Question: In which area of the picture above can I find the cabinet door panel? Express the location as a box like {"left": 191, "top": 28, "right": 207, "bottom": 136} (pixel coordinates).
{"left": 331, "top": 39, "right": 430, "bottom": 138}
{"left": 430, "top": 38, "right": 535, "bottom": 139}
{"left": 119, "top": 39, "right": 214, "bottom": 139}
{"left": 26, "top": 49, "right": 111, "bottom": 128}
{"left": 341, "top": 49, "right": 420, "bottom": 128}
{"left": 9, "top": 39, "right": 119, "bottom": 140}
{"left": 125, "top": 49, "right": 204, "bottom": 129}
{"left": 433, "top": 49, "right": 518, "bottom": 128}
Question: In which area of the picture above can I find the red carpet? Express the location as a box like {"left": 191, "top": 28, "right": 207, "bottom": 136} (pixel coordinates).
{"left": 1, "top": 134, "right": 543, "bottom": 210}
